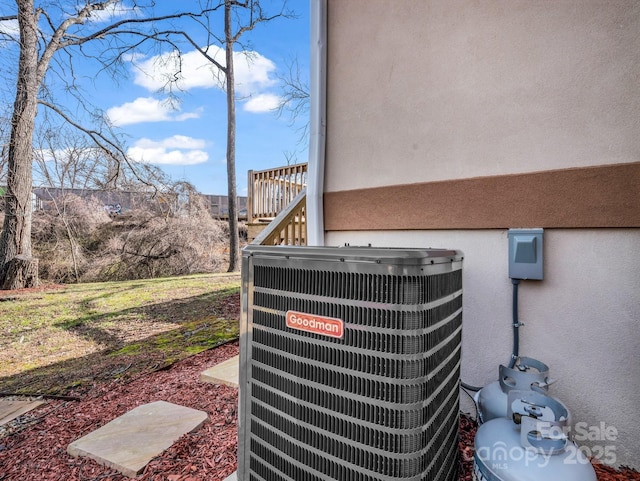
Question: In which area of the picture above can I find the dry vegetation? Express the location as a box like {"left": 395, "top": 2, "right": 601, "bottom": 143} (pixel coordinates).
{"left": 30, "top": 192, "right": 233, "bottom": 284}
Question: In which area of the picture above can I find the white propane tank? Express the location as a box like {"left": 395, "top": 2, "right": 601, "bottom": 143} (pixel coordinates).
{"left": 476, "top": 357, "right": 554, "bottom": 423}
{"left": 473, "top": 391, "right": 597, "bottom": 481}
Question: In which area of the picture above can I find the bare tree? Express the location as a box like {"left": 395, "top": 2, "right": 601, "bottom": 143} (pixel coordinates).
{"left": 276, "top": 56, "right": 310, "bottom": 141}
{"left": 158, "top": 0, "right": 293, "bottom": 272}
{"left": 34, "top": 130, "right": 97, "bottom": 282}
{"left": 0, "top": 1, "right": 223, "bottom": 289}
{"left": 33, "top": 122, "right": 173, "bottom": 194}
{"left": 0, "top": 112, "right": 10, "bottom": 184}
{"left": 1, "top": 0, "right": 298, "bottom": 286}
{"left": 32, "top": 127, "right": 131, "bottom": 282}
{"left": 34, "top": 128, "right": 102, "bottom": 191}
{"left": 32, "top": 193, "right": 111, "bottom": 282}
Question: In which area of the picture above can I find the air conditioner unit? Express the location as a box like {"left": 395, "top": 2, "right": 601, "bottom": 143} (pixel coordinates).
{"left": 238, "top": 245, "right": 463, "bottom": 481}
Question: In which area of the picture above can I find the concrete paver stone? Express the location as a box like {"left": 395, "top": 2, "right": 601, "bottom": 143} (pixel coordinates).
{"left": 0, "top": 399, "right": 45, "bottom": 426}
{"left": 200, "top": 355, "right": 239, "bottom": 388}
{"left": 67, "top": 400, "right": 208, "bottom": 478}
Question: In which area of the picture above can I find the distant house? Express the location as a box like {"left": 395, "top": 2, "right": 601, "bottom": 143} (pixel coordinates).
{"left": 32, "top": 187, "right": 151, "bottom": 214}
{"left": 202, "top": 194, "right": 248, "bottom": 220}
{"left": 307, "top": 0, "right": 640, "bottom": 469}
{"left": 31, "top": 187, "right": 247, "bottom": 220}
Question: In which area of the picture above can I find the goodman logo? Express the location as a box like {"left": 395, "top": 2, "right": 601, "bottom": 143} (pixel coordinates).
{"left": 286, "top": 310, "right": 344, "bottom": 339}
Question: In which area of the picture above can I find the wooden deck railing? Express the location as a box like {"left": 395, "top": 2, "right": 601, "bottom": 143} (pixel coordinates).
{"left": 247, "top": 163, "right": 307, "bottom": 222}
{"left": 252, "top": 189, "right": 307, "bottom": 246}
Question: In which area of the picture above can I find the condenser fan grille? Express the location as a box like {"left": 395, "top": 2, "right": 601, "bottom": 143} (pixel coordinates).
{"left": 254, "top": 265, "right": 462, "bottom": 304}
{"left": 239, "top": 246, "right": 463, "bottom": 481}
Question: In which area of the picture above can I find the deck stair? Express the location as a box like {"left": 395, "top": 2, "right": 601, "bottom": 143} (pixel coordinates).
{"left": 246, "top": 163, "right": 307, "bottom": 245}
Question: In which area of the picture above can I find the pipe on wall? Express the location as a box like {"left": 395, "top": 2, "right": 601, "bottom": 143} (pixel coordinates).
{"left": 306, "top": 0, "right": 327, "bottom": 246}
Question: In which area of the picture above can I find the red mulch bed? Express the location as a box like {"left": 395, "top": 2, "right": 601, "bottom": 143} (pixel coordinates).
{"left": 0, "top": 342, "right": 239, "bottom": 481}
{"left": 0, "top": 341, "right": 637, "bottom": 481}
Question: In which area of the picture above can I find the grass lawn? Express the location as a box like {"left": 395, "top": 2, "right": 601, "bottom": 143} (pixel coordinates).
{"left": 0, "top": 273, "right": 240, "bottom": 395}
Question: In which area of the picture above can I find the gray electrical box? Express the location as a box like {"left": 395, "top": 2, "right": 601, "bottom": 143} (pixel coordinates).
{"left": 508, "top": 228, "right": 544, "bottom": 280}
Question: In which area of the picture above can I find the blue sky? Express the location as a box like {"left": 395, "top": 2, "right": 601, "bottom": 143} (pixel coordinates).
{"left": 0, "top": 1, "right": 310, "bottom": 196}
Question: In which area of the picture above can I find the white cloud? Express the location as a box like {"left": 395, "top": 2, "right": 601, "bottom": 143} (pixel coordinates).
{"left": 175, "top": 110, "right": 203, "bottom": 122}
{"left": 0, "top": 19, "right": 19, "bottom": 44}
{"left": 135, "top": 135, "right": 206, "bottom": 150}
{"left": 106, "top": 97, "right": 202, "bottom": 126}
{"left": 243, "top": 93, "right": 281, "bottom": 113}
{"left": 127, "top": 136, "right": 209, "bottom": 166}
{"left": 86, "top": 3, "right": 140, "bottom": 23}
{"left": 133, "top": 48, "right": 222, "bottom": 92}
{"left": 34, "top": 147, "right": 101, "bottom": 164}
{"left": 233, "top": 51, "right": 278, "bottom": 97}
{"left": 131, "top": 46, "right": 277, "bottom": 97}
{"left": 120, "top": 51, "right": 146, "bottom": 63}
{"left": 0, "top": 19, "right": 19, "bottom": 35}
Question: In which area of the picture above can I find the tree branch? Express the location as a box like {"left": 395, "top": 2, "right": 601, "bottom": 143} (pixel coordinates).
{"left": 230, "top": 0, "right": 292, "bottom": 44}
{"left": 37, "top": 0, "right": 119, "bottom": 83}
{"left": 152, "top": 30, "right": 227, "bottom": 73}
{"left": 58, "top": 5, "right": 225, "bottom": 49}
{"left": 38, "top": 100, "right": 155, "bottom": 192}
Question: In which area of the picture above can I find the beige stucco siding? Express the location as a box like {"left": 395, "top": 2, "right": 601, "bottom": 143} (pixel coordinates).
{"left": 325, "top": 229, "right": 640, "bottom": 469}
{"left": 325, "top": 0, "right": 640, "bottom": 192}
{"left": 322, "top": 0, "right": 640, "bottom": 469}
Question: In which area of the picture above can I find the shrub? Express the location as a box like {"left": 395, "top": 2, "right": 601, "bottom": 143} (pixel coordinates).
{"left": 32, "top": 192, "right": 231, "bottom": 283}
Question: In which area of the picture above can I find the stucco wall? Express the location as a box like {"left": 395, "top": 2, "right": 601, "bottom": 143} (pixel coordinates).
{"left": 325, "top": 0, "right": 640, "bottom": 192}
{"left": 322, "top": 0, "right": 640, "bottom": 469}
{"left": 325, "top": 229, "right": 640, "bottom": 468}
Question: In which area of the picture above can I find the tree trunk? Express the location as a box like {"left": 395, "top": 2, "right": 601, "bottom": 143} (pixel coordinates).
{"left": 0, "top": 0, "right": 39, "bottom": 289}
{"left": 2, "top": 255, "right": 39, "bottom": 290}
{"left": 225, "top": 0, "right": 240, "bottom": 272}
